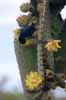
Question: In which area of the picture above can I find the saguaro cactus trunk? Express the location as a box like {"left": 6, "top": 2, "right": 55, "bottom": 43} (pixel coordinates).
{"left": 37, "top": 0, "right": 55, "bottom": 100}
{"left": 37, "top": 0, "right": 54, "bottom": 75}
{"left": 14, "top": 0, "right": 55, "bottom": 100}
{"left": 14, "top": 0, "right": 66, "bottom": 100}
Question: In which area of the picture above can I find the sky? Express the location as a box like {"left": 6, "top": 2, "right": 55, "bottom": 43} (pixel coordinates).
{"left": 0, "top": 0, "right": 30, "bottom": 92}
{"left": 0, "top": 0, "right": 66, "bottom": 97}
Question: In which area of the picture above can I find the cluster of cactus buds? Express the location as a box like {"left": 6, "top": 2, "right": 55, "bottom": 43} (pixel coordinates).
{"left": 20, "top": 3, "right": 31, "bottom": 12}
{"left": 44, "top": 69, "right": 66, "bottom": 91}
{"left": 17, "top": 1, "right": 38, "bottom": 27}
{"left": 14, "top": 0, "right": 39, "bottom": 46}
{"left": 16, "top": 15, "right": 30, "bottom": 27}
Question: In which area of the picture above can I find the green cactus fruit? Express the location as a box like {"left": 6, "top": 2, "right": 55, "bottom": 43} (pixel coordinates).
{"left": 20, "top": 3, "right": 31, "bottom": 12}
{"left": 16, "top": 15, "right": 30, "bottom": 27}
{"left": 31, "top": 16, "right": 38, "bottom": 24}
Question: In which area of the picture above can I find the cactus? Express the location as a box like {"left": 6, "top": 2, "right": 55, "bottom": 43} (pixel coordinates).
{"left": 13, "top": 0, "right": 66, "bottom": 100}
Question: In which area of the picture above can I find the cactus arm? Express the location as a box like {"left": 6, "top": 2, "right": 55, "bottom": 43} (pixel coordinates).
{"left": 14, "top": 1, "right": 38, "bottom": 100}
{"left": 14, "top": 40, "right": 38, "bottom": 100}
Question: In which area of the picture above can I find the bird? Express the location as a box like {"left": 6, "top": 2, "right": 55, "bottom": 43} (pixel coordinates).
{"left": 19, "top": 24, "right": 36, "bottom": 45}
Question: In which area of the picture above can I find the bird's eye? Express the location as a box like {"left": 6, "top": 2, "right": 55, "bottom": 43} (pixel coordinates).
{"left": 22, "top": 39, "right": 26, "bottom": 44}
{"left": 19, "top": 38, "right": 26, "bottom": 44}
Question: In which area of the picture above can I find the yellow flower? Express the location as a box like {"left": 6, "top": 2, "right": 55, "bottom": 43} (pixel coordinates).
{"left": 13, "top": 28, "right": 20, "bottom": 40}
{"left": 45, "top": 40, "right": 61, "bottom": 52}
{"left": 25, "top": 71, "right": 43, "bottom": 91}
{"left": 23, "top": 39, "right": 32, "bottom": 46}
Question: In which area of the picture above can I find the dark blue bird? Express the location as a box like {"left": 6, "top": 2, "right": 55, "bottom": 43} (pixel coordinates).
{"left": 19, "top": 24, "right": 36, "bottom": 44}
